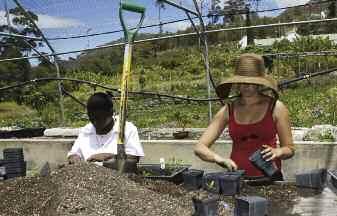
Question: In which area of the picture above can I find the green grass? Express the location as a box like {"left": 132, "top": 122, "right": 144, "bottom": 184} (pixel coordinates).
{"left": 2, "top": 39, "right": 337, "bottom": 128}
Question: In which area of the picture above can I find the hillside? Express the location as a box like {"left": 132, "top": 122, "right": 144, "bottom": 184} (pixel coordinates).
{"left": 1, "top": 1, "right": 337, "bottom": 129}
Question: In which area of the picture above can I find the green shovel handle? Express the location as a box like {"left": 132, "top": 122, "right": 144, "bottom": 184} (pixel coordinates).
{"left": 119, "top": 0, "right": 146, "bottom": 42}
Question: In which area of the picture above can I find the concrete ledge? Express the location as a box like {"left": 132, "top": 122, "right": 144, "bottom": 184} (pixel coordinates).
{"left": 1, "top": 138, "right": 337, "bottom": 181}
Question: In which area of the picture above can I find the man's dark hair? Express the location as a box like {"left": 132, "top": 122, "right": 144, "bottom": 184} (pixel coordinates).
{"left": 86, "top": 92, "right": 113, "bottom": 113}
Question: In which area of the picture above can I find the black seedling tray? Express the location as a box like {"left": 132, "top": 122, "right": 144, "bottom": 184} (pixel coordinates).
{"left": 137, "top": 163, "right": 190, "bottom": 184}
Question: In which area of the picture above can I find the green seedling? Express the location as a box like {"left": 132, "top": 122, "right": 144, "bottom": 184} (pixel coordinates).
{"left": 206, "top": 180, "right": 215, "bottom": 189}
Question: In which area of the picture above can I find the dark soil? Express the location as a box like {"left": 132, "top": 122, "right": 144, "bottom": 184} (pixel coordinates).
{"left": 0, "top": 163, "right": 320, "bottom": 216}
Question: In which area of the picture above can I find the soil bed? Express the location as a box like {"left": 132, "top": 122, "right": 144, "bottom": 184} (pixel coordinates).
{"left": 0, "top": 163, "right": 329, "bottom": 216}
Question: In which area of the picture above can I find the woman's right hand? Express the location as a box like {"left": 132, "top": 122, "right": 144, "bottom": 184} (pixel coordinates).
{"left": 214, "top": 154, "right": 238, "bottom": 171}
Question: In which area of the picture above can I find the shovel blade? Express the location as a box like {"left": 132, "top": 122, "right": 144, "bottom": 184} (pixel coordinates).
{"left": 116, "top": 144, "right": 127, "bottom": 174}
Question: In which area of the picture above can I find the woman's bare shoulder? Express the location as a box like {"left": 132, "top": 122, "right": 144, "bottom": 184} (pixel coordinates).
{"left": 273, "top": 100, "right": 289, "bottom": 118}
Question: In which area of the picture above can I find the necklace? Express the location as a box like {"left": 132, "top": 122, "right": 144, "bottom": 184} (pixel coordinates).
{"left": 95, "top": 134, "right": 106, "bottom": 147}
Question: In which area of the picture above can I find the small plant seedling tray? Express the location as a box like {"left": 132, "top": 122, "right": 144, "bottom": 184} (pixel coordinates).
{"left": 137, "top": 163, "right": 190, "bottom": 184}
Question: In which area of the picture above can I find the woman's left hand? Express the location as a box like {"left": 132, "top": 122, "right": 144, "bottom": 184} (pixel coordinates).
{"left": 261, "top": 145, "right": 282, "bottom": 161}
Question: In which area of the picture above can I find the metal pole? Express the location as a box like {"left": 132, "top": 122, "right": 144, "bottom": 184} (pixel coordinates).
{"left": 192, "top": 0, "right": 213, "bottom": 121}
{"left": 0, "top": 32, "right": 42, "bottom": 40}
{"left": 159, "top": 0, "right": 198, "bottom": 15}
{"left": 12, "top": 0, "right": 65, "bottom": 125}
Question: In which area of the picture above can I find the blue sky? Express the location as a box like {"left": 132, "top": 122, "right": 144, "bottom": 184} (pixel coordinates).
{"left": 0, "top": 0, "right": 310, "bottom": 61}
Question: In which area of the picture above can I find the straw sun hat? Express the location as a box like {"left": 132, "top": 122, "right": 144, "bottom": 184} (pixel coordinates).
{"left": 215, "top": 53, "right": 278, "bottom": 99}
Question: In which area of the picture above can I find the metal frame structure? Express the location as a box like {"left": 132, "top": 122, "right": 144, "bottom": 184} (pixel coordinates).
{"left": 1, "top": 0, "right": 337, "bottom": 125}
{"left": 158, "top": 0, "right": 214, "bottom": 120}
{"left": 5, "top": 0, "right": 65, "bottom": 124}
{"left": 2, "top": 17, "right": 337, "bottom": 63}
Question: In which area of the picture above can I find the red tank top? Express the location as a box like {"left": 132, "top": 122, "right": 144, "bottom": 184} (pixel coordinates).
{"left": 228, "top": 101, "right": 281, "bottom": 177}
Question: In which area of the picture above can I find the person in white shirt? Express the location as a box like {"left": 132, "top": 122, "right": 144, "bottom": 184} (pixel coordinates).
{"left": 67, "top": 92, "right": 144, "bottom": 164}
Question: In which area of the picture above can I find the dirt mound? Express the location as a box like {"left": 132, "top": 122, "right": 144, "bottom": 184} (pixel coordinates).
{"left": 0, "top": 163, "right": 306, "bottom": 216}
{"left": 0, "top": 163, "right": 196, "bottom": 216}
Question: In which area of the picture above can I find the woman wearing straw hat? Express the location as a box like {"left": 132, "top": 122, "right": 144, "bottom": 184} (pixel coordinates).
{"left": 194, "top": 53, "right": 295, "bottom": 180}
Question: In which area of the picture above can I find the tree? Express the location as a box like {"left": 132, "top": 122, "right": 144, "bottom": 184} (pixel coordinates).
{"left": 0, "top": 6, "right": 42, "bottom": 102}
{"left": 0, "top": 7, "right": 42, "bottom": 80}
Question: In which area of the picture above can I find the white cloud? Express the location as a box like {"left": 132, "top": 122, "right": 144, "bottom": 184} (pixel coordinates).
{"left": 37, "top": 14, "right": 82, "bottom": 29}
{"left": 164, "top": 20, "right": 191, "bottom": 32}
{"left": 0, "top": 11, "right": 82, "bottom": 29}
{"left": 275, "top": 0, "right": 310, "bottom": 8}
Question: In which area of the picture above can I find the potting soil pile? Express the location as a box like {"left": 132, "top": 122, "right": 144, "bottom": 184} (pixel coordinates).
{"left": 0, "top": 163, "right": 304, "bottom": 216}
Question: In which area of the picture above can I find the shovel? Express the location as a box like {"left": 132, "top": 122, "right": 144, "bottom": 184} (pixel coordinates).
{"left": 116, "top": 0, "right": 145, "bottom": 174}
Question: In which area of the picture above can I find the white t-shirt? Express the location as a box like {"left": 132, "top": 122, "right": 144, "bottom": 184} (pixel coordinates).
{"left": 67, "top": 117, "right": 144, "bottom": 161}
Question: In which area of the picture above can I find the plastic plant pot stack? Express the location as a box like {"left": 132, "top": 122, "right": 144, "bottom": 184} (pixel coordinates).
{"left": 192, "top": 196, "right": 219, "bottom": 216}
{"left": 249, "top": 149, "right": 278, "bottom": 177}
{"left": 234, "top": 196, "right": 268, "bottom": 216}
{"left": 295, "top": 168, "right": 327, "bottom": 189}
{"left": 1, "top": 148, "right": 26, "bottom": 179}
{"left": 182, "top": 169, "right": 204, "bottom": 190}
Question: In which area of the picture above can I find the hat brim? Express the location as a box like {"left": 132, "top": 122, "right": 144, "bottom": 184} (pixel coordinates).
{"left": 216, "top": 75, "right": 278, "bottom": 99}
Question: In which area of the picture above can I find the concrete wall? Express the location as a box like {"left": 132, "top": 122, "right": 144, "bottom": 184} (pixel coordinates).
{"left": 1, "top": 139, "right": 337, "bottom": 180}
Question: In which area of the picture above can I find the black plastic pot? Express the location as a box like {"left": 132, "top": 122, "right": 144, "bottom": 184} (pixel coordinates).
{"left": 328, "top": 170, "right": 337, "bottom": 189}
{"left": 182, "top": 169, "right": 204, "bottom": 190}
{"left": 295, "top": 168, "right": 327, "bottom": 189}
{"left": 234, "top": 196, "right": 268, "bottom": 216}
{"left": 192, "top": 196, "right": 219, "bottom": 216}
{"left": 137, "top": 163, "right": 190, "bottom": 184}
{"left": 218, "top": 174, "right": 241, "bottom": 196}
{"left": 249, "top": 149, "right": 278, "bottom": 177}
{"left": 202, "top": 173, "right": 221, "bottom": 193}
